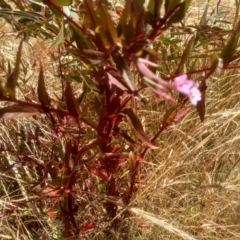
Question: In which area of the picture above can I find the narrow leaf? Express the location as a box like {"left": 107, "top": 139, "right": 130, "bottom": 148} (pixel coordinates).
{"left": 147, "top": 0, "right": 164, "bottom": 20}
{"left": 85, "top": 164, "right": 109, "bottom": 181}
{"left": 167, "top": 0, "right": 191, "bottom": 25}
{"left": 77, "top": 83, "right": 88, "bottom": 105}
{"left": 0, "top": 0, "right": 12, "bottom": 9}
{"left": 0, "top": 104, "right": 39, "bottom": 119}
{"left": 95, "top": 25, "right": 112, "bottom": 50}
{"left": 199, "top": 3, "right": 208, "bottom": 25}
{"left": 80, "top": 222, "right": 95, "bottom": 236}
{"left": 128, "top": 151, "right": 136, "bottom": 175}
{"left": 113, "top": 126, "right": 138, "bottom": 146}
{"left": 118, "top": 0, "right": 131, "bottom": 34}
{"left": 220, "top": 18, "right": 240, "bottom": 67}
{"left": 162, "top": 105, "right": 178, "bottom": 127}
{"left": 65, "top": 80, "right": 81, "bottom": 117}
{"left": 112, "top": 53, "right": 136, "bottom": 92}
{"left": 107, "top": 72, "right": 128, "bottom": 91}
{"left": 37, "top": 63, "right": 51, "bottom": 106}
{"left": 5, "top": 39, "right": 23, "bottom": 99}
{"left": 121, "top": 17, "right": 136, "bottom": 44}
{"left": 176, "top": 36, "right": 194, "bottom": 75}
{"left": 133, "top": 0, "right": 145, "bottom": 15}
{"left": 84, "top": 0, "right": 99, "bottom": 30}
{"left": 196, "top": 82, "right": 207, "bottom": 122}
{"left": 49, "top": 20, "right": 64, "bottom": 48}
{"left": 51, "top": 0, "right": 73, "bottom": 7}
{"left": 70, "top": 24, "right": 91, "bottom": 50}
{"left": 162, "top": 104, "right": 191, "bottom": 127}
{"left": 122, "top": 108, "right": 158, "bottom": 149}
{"left": 100, "top": 4, "right": 120, "bottom": 46}
{"left": 164, "top": 0, "right": 181, "bottom": 13}
{"left": 7, "top": 60, "right": 11, "bottom": 73}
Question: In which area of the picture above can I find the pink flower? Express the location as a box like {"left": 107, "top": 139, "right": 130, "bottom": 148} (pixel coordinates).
{"left": 174, "top": 74, "right": 201, "bottom": 105}
{"left": 135, "top": 58, "right": 201, "bottom": 105}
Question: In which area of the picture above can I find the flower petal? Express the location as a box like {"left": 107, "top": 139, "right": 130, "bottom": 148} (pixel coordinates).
{"left": 174, "top": 74, "right": 201, "bottom": 105}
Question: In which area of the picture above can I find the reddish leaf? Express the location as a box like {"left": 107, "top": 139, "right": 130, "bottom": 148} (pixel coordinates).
{"left": 85, "top": 164, "right": 109, "bottom": 181}
{"left": 196, "top": 82, "right": 207, "bottom": 122}
{"left": 43, "top": 186, "right": 61, "bottom": 199}
{"left": 65, "top": 80, "right": 81, "bottom": 117}
{"left": 112, "top": 53, "right": 136, "bottom": 93}
{"left": 80, "top": 221, "right": 95, "bottom": 236}
{"left": 0, "top": 104, "right": 39, "bottom": 119}
{"left": 37, "top": 63, "right": 51, "bottom": 106}
{"left": 46, "top": 207, "right": 58, "bottom": 218}
{"left": 162, "top": 106, "right": 178, "bottom": 127}
{"left": 122, "top": 108, "right": 158, "bottom": 149}
{"left": 162, "top": 104, "right": 191, "bottom": 127}
{"left": 175, "top": 106, "right": 191, "bottom": 122}
{"left": 107, "top": 72, "right": 128, "bottom": 91}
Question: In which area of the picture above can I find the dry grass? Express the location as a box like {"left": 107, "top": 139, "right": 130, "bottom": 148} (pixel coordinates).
{"left": 124, "top": 1, "right": 240, "bottom": 239}
{"left": 126, "top": 68, "right": 240, "bottom": 239}
{"left": 0, "top": 20, "right": 61, "bottom": 240}
{"left": 1, "top": 0, "right": 240, "bottom": 239}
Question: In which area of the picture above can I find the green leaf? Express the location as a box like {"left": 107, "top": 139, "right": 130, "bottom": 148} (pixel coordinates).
{"left": 65, "top": 80, "right": 81, "bottom": 117}
{"left": 84, "top": 0, "right": 99, "bottom": 30}
{"left": 37, "top": 63, "right": 51, "bottom": 106}
{"left": 167, "top": 0, "right": 192, "bottom": 25}
{"left": 99, "top": 3, "right": 120, "bottom": 47}
{"left": 49, "top": 20, "right": 64, "bottom": 48}
{"left": 0, "top": 9, "right": 44, "bottom": 22}
{"left": 162, "top": 104, "right": 191, "bottom": 126}
{"left": 0, "top": 0, "right": 11, "bottom": 9}
{"left": 133, "top": 0, "right": 145, "bottom": 15}
{"left": 164, "top": 0, "right": 181, "bottom": 13}
{"left": 121, "top": 17, "right": 136, "bottom": 44}
{"left": 122, "top": 108, "right": 158, "bottom": 149}
{"left": 113, "top": 126, "right": 138, "bottom": 146}
{"left": 94, "top": 3, "right": 120, "bottom": 49}
{"left": 220, "top": 18, "right": 240, "bottom": 67}
{"left": 0, "top": 104, "right": 39, "bottom": 119}
{"left": 51, "top": 0, "right": 73, "bottom": 6}
{"left": 118, "top": 0, "right": 131, "bottom": 34}
{"left": 77, "top": 83, "right": 88, "bottom": 105}
{"left": 70, "top": 24, "right": 92, "bottom": 50}
{"left": 5, "top": 39, "right": 23, "bottom": 99}
{"left": 95, "top": 25, "right": 112, "bottom": 50}
{"left": 175, "top": 36, "right": 194, "bottom": 74}
{"left": 199, "top": 3, "right": 209, "bottom": 25}
{"left": 162, "top": 105, "right": 179, "bottom": 127}
{"left": 147, "top": 0, "right": 164, "bottom": 20}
